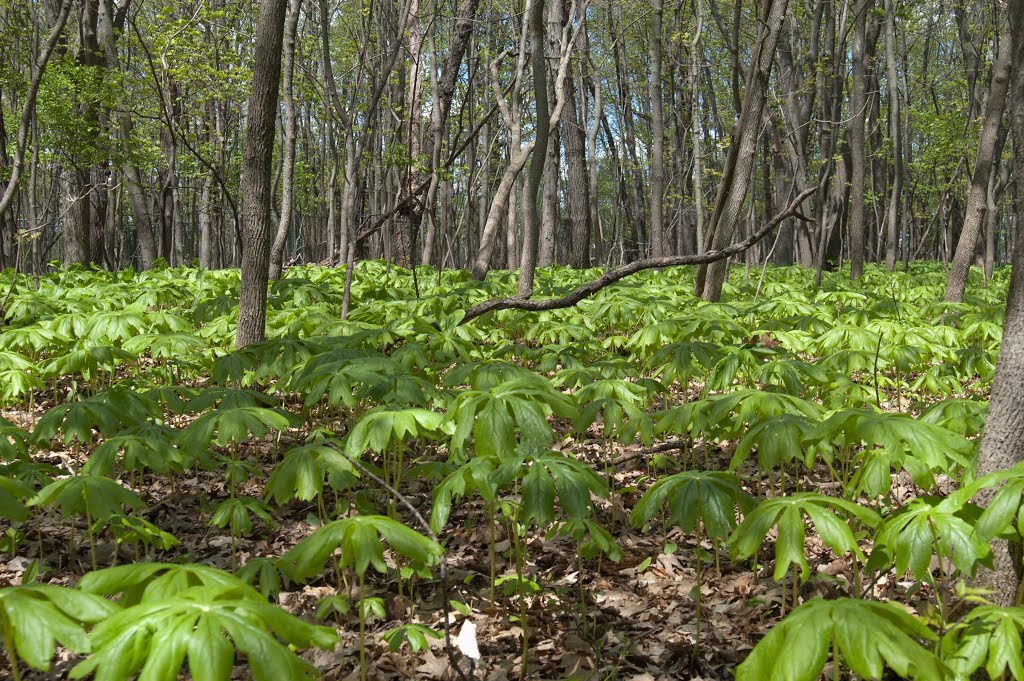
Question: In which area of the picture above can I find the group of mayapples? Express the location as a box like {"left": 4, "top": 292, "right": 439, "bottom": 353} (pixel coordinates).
{"left": 0, "top": 259, "right": 1018, "bottom": 680}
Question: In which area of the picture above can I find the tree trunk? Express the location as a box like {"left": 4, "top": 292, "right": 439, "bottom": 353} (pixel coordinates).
{"left": 0, "top": 0, "right": 73, "bottom": 222}
{"left": 696, "top": 0, "right": 789, "bottom": 301}
{"left": 563, "top": 19, "right": 590, "bottom": 268}
{"left": 945, "top": 16, "right": 1012, "bottom": 302}
{"left": 236, "top": 0, "right": 287, "bottom": 349}
{"left": 848, "top": 0, "right": 874, "bottom": 280}
{"left": 691, "top": 0, "right": 705, "bottom": 254}
{"left": 97, "top": 0, "right": 158, "bottom": 270}
{"left": 268, "top": 0, "right": 303, "bottom": 281}
{"left": 517, "top": 0, "right": 549, "bottom": 297}
{"left": 972, "top": 0, "right": 1024, "bottom": 607}
{"left": 882, "top": 0, "right": 902, "bottom": 270}
{"left": 648, "top": 0, "right": 666, "bottom": 257}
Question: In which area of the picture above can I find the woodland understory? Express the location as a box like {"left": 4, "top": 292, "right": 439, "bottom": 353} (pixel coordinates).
{"left": 4, "top": 1, "right": 1024, "bottom": 677}
{"left": 0, "top": 261, "right": 1018, "bottom": 681}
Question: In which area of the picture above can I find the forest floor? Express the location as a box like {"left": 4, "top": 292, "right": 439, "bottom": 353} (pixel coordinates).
{"left": 0, "top": 263, "right": 996, "bottom": 681}
{"left": 1, "top": 398, "right": 937, "bottom": 681}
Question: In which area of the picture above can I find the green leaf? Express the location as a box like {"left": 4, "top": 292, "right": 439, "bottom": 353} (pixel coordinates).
{"left": 729, "top": 493, "right": 880, "bottom": 584}
{"left": 521, "top": 462, "right": 556, "bottom": 527}
{"left": 279, "top": 515, "right": 442, "bottom": 581}
{"left": 736, "top": 599, "right": 947, "bottom": 681}
{"left": 0, "top": 584, "right": 117, "bottom": 672}
{"left": 630, "top": 470, "right": 753, "bottom": 540}
{"left": 70, "top": 583, "right": 337, "bottom": 681}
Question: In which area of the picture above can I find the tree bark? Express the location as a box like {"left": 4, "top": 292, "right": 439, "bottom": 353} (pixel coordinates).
{"left": 848, "top": 0, "right": 874, "bottom": 280}
{"left": 945, "top": 16, "right": 1012, "bottom": 302}
{"left": 696, "top": 0, "right": 789, "bottom": 301}
{"left": 562, "top": 13, "right": 590, "bottom": 268}
{"left": 98, "top": 0, "right": 158, "bottom": 270}
{"left": 236, "top": 0, "right": 288, "bottom": 349}
{"left": 648, "top": 0, "right": 666, "bottom": 257}
{"left": 882, "top": 0, "right": 902, "bottom": 270}
{"left": 972, "top": 0, "right": 1024, "bottom": 607}
{"left": 268, "top": 0, "right": 303, "bottom": 281}
{"left": 0, "top": 0, "right": 73, "bottom": 222}
{"left": 517, "top": 0, "right": 550, "bottom": 297}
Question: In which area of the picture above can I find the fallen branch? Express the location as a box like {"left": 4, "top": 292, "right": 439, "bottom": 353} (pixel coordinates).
{"left": 460, "top": 186, "right": 817, "bottom": 324}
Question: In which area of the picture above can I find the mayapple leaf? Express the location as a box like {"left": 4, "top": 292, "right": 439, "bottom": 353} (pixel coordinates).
{"left": 68, "top": 584, "right": 338, "bottom": 681}
{"left": 29, "top": 474, "right": 144, "bottom": 521}
{"left": 0, "top": 584, "right": 117, "bottom": 672}
{"left": 265, "top": 442, "right": 355, "bottom": 505}
{"left": 279, "top": 514, "right": 442, "bottom": 582}
{"left": 941, "top": 606, "right": 1024, "bottom": 680}
{"left": 630, "top": 470, "right": 753, "bottom": 541}
{"left": 78, "top": 563, "right": 262, "bottom": 606}
{"left": 0, "top": 474, "right": 33, "bottom": 522}
{"left": 180, "top": 406, "right": 297, "bottom": 448}
{"left": 736, "top": 598, "right": 947, "bottom": 681}
{"left": 344, "top": 406, "right": 451, "bottom": 457}
{"left": 729, "top": 493, "right": 880, "bottom": 583}
{"left": 875, "top": 496, "right": 989, "bottom": 580}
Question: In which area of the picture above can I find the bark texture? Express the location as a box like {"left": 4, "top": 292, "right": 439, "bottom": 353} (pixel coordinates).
{"left": 236, "top": 0, "right": 287, "bottom": 349}
{"left": 945, "top": 16, "right": 1012, "bottom": 302}
{"left": 972, "top": 0, "right": 1024, "bottom": 607}
{"left": 696, "top": 0, "right": 789, "bottom": 301}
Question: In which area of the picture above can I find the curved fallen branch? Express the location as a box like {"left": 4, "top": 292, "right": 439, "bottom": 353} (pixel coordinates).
{"left": 460, "top": 186, "right": 817, "bottom": 324}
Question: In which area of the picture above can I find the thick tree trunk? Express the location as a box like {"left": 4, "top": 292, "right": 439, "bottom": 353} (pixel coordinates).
{"left": 971, "top": 0, "right": 1024, "bottom": 608}
{"left": 563, "top": 49, "right": 590, "bottom": 267}
{"left": 945, "top": 16, "right": 1012, "bottom": 302}
{"left": 972, "top": 0, "right": 1024, "bottom": 608}
{"left": 63, "top": 168, "right": 91, "bottom": 266}
{"left": 236, "top": 0, "right": 287, "bottom": 349}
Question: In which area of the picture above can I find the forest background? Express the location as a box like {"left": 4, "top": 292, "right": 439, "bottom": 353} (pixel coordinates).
{"left": 0, "top": 0, "right": 1016, "bottom": 300}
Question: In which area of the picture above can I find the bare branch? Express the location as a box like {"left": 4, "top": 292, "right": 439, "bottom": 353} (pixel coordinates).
{"left": 460, "top": 186, "right": 817, "bottom": 324}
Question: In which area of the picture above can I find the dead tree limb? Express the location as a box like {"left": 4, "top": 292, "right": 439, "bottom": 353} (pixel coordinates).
{"left": 460, "top": 186, "right": 817, "bottom": 324}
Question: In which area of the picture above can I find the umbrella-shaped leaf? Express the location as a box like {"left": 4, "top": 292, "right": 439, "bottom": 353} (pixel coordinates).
{"left": 0, "top": 584, "right": 116, "bottom": 671}
{"left": 29, "top": 474, "right": 143, "bottom": 520}
{"left": 278, "top": 515, "right": 442, "bottom": 582}
{"left": 68, "top": 584, "right": 338, "bottom": 681}
{"left": 730, "top": 493, "right": 880, "bottom": 582}
{"left": 630, "top": 470, "right": 754, "bottom": 540}
{"left": 736, "top": 598, "right": 947, "bottom": 681}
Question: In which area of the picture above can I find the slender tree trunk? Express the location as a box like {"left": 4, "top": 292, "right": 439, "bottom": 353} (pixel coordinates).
{"left": 648, "top": 0, "right": 666, "bottom": 257}
{"left": 517, "top": 0, "right": 549, "bottom": 297}
{"left": 98, "top": 0, "right": 158, "bottom": 269}
{"left": 696, "top": 0, "right": 789, "bottom": 301}
{"left": 539, "top": 0, "right": 562, "bottom": 267}
{"left": 883, "top": 0, "right": 902, "bottom": 270}
{"left": 236, "top": 0, "right": 288, "bottom": 349}
{"left": 691, "top": 0, "right": 705, "bottom": 255}
{"left": 393, "top": 0, "right": 423, "bottom": 268}
{"left": 946, "top": 16, "right": 1012, "bottom": 302}
{"left": 0, "top": 0, "right": 72, "bottom": 222}
{"left": 848, "top": 0, "right": 874, "bottom": 279}
{"left": 268, "top": 0, "right": 302, "bottom": 281}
